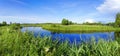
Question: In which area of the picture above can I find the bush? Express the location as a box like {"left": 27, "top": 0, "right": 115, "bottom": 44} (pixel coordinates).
{"left": 2, "top": 21, "right": 7, "bottom": 26}
{"left": 115, "top": 13, "right": 120, "bottom": 27}
{"left": 0, "top": 23, "right": 2, "bottom": 26}
{"left": 51, "top": 24, "right": 57, "bottom": 27}
{"left": 10, "top": 23, "right": 21, "bottom": 30}
{"left": 0, "top": 21, "right": 7, "bottom": 26}
{"left": 0, "top": 30, "right": 120, "bottom": 56}
{"left": 106, "top": 22, "right": 115, "bottom": 26}
{"left": 83, "top": 22, "right": 103, "bottom": 25}
{"left": 61, "top": 18, "right": 73, "bottom": 25}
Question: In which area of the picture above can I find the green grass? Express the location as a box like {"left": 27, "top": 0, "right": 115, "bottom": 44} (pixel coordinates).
{"left": 41, "top": 24, "right": 120, "bottom": 33}
{"left": 0, "top": 26, "right": 120, "bottom": 56}
{"left": 21, "top": 24, "right": 120, "bottom": 33}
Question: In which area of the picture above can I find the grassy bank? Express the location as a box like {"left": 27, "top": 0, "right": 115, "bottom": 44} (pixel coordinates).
{"left": 21, "top": 24, "right": 120, "bottom": 33}
{"left": 0, "top": 26, "right": 120, "bottom": 56}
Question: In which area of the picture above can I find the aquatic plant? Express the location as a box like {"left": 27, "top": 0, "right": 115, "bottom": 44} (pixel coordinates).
{"left": 0, "top": 26, "right": 120, "bottom": 56}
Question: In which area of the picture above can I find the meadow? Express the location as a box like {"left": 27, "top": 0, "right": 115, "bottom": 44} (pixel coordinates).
{"left": 0, "top": 25, "right": 120, "bottom": 56}
{"left": 21, "top": 23, "right": 120, "bottom": 33}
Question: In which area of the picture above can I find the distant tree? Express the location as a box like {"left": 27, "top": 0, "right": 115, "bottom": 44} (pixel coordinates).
{"left": 83, "top": 22, "right": 103, "bottom": 25}
{"left": 62, "top": 18, "right": 69, "bottom": 25}
{"left": 2, "top": 21, "right": 7, "bottom": 26}
{"left": 106, "top": 22, "right": 114, "bottom": 26}
{"left": 115, "top": 13, "right": 120, "bottom": 27}
{"left": 0, "top": 23, "right": 2, "bottom": 26}
{"left": 61, "top": 18, "right": 74, "bottom": 25}
{"left": 10, "top": 22, "right": 12, "bottom": 25}
{"left": 83, "top": 22, "right": 89, "bottom": 25}
{"left": 68, "top": 21, "right": 73, "bottom": 25}
{"left": 98, "top": 21, "right": 102, "bottom": 25}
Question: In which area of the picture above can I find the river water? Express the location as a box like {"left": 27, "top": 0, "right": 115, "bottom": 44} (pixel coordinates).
{"left": 21, "top": 27, "right": 115, "bottom": 43}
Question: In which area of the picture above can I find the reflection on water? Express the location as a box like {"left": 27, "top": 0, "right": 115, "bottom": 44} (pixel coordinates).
{"left": 21, "top": 27, "right": 115, "bottom": 43}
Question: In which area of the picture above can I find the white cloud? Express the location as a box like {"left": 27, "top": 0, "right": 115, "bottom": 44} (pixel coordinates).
{"left": 97, "top": 0, "right": 120, "bottom": 13}
{"left": 0, "top": 16, "right": 43, "bottom": 23}
{"left": 0, "top": 16, "right": 61, "bottom": 23}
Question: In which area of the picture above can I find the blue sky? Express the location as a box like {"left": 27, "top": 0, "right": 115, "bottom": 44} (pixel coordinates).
{"left": 0, "top": 0, "right": 120, "bottom": 23}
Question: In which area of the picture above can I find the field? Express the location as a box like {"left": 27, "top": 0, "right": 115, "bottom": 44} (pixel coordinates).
{"left": 0, "top": 26, "right": 120, "bottom": 56}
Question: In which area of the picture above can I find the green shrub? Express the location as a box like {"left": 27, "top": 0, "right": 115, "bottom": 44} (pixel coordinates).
{"left": 2, "top": 21, "right": 7, "bottom": 26}
{"left": 115, "top": 13, "right": 120, "bottom": 27}
{"left": 51, "top": 24, "right": 56, "bottom": 27}
{"left": 0, "top": 21, "right": 7, "bottom": 26}
{"left": 83, "top": 22, "right": 103, "bottom": 25}
{"left": 0, "top": 23, "right": 2, "bottom": 26}
{"left": 10, "top": 23, "right": 21, "bottom": 30}
{"left": 0, "top": 27, "right": 120, "bottom": 56}
{"left": 61, "top": 18, "right": 74, "bottom": 25}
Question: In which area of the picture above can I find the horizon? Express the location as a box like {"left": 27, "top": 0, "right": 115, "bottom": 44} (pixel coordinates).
{"left": 0, "top": 0, "right": 120, "bottom": 23}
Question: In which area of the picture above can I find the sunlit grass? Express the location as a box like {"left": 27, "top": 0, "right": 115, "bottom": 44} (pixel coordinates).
{"left": 21, "top": 24, "right": 120, "bottom": 33}
{"left": 40, "top": 24, "right": 120, "bottom": 33}
{"left": 0, "top": 26, "right": 120, "bottom": 56}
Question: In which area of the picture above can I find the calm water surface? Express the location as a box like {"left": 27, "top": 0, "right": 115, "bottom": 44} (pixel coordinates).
{"left": 21, "top": 27, "right": 115, "bottom": 43}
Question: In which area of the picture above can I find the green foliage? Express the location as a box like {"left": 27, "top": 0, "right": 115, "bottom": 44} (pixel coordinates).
{"left": 41, "top": 24, "right": 119, "bottom": 33}
{"left": 83, "top": 22, "right": 103, "bottom": 25}
{"left": 10, "top": 23, "right": 21, "bottom": 30}
{"left": 0, "top": 26, "right": 120, "bottom": 56}
{"left": 51, "top": 24, "right": 57, "bottom": 27}
{"left": 2, "top": 21, "right": 7, "bottom": 26}
{"left": 106, "top": 22, "right": 115, "bottom": 26}
{"left": 61, "top": 18, "right": 73, "bottom": 25}
{"left": 62, "top": 18, "right": 69, "bottom": 25}
{"left": 0, "top": 21, "right": 7, "bottom": 26}
{"left": 0, "top": 23, "right": 2, "bottom": 26}
{"left": 115, "top": 13, "right": 120, "bottom": 27}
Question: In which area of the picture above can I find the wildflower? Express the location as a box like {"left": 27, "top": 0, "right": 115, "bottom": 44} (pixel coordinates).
{"left": 44, "top": 47, "right": 50, "bottom": 52}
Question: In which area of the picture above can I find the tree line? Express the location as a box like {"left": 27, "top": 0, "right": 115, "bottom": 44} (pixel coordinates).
{"left": 61, "top": 13, "right": 120, "bottom": 27}
{"left": 0, "top": 21, "right": 21, "bottom": 30}
{"left": 0, "top": 13, "right": 120, "bottom": 27}
{"left": 61, "top": 18, "right": 74, "bottom": 25}
{"left": 0, "top": 21, "right": 7, "bottom": 26}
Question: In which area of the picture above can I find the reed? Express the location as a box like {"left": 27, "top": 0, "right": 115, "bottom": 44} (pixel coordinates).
{"left": 0, "top": 26, "right": 120, "bottom": 56}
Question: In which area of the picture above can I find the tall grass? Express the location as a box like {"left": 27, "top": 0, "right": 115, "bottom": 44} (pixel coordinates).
{"left": 21, "top": 24, "right": 120, "bottom": 33}
{"left": 41, "top": 24, "right": 120, "bottom": 33}
{"left": 0, "top": 26, "right": 120, "bottom": 56}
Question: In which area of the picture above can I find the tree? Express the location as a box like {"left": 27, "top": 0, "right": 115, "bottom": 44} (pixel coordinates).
{"left": 61, "top": 18, "right": 69, "bottom": 25}
{"left": 68, "top": 21, "right": 73, "bottom": 25}
{"left": 83, "top": 22, "right": 103, "bottom": 25}
{"left": 115, "top": 13, "right": 120, "bottom": 27}
{"left": 2, "top": 21, "right": 7, "bottom": 26}
{"left": 61, "top": 18, "right": 74, "bottom": 25}
{"left": 0, "top": 23, "right": 2, "bottom": 26}
{"left": 106, "top": 22, "right": 114, "bottom": 26}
